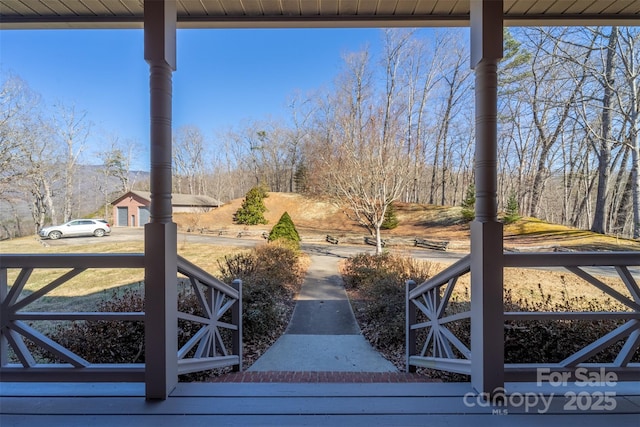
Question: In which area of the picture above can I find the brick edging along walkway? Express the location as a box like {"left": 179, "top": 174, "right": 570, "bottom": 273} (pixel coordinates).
{"left": 208, "top": 371, "right": 440, "bottom": 383}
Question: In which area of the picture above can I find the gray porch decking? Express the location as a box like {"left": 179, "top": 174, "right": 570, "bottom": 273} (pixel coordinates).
{"left": 1, "top": 380, "right": 639, "bottom": 426}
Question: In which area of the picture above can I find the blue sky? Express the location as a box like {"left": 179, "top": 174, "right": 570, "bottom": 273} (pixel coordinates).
{"left": 0, "top": 28, "right": 391, "bottom": 170}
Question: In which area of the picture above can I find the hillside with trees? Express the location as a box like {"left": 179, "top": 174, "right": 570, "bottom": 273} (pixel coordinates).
{"left": 2, "top": 27, "right": 638, "bottom": 242}
{"left": 173, "top": 192, "right": 640, "bottom": 253}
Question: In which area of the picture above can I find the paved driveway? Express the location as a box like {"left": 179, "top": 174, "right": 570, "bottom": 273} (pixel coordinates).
{"left": 42, "top": 227, "right": 466, "bottom": 263}
{"left": 41, "top": 227, "right": 259, "bottom": 249}
{"left": 41, "top": 227, "right": 637, "bottom": 278}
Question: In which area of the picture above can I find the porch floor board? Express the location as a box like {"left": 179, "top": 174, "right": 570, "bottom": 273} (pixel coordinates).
{"left": 1, "top": 381, "right": 639, "bottom": 426}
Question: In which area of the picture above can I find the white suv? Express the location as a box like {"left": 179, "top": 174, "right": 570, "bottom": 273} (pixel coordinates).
{"left": 39, "top": 219, "right": 111, "bottom": 240}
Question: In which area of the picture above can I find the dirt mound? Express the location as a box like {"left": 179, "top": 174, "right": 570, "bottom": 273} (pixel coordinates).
{"left": 174, "top": 193, "right": 468, "bottom": 241}
{"left": 176, "top": 193, "right": 350, "bottom": 233}
{"left": 174, "top": 192, "right": 639, "bottom": 251}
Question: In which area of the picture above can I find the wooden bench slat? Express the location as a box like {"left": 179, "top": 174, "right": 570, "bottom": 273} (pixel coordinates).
{"left": 414, "top": 238, "right": 449, "bottom": 251}
{"left": 326, "top": 235, "right": 339, "bottom": 244}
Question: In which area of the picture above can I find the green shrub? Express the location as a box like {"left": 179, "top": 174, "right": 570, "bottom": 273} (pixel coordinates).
{"left": 268, "top": 211, "right": 300, "bottom": 249}
{"left": 38, "top": 288, "right": 224, "bottom": 366}
{"left": 44, "top": 289, "right": 145, "bottom": 365}
{"left": 381, "top": 204, "right": 399, "bottom": 230}
{"left": 252, "top": 243, "right": 302, "bottom": 287}
{"left": 234, "top": 185, "right": 269, "bottom": 225}
{"left": 342, "top": 253, "right": 435, "bottom": 348}
{"left": 502, "top": 290, "right": 630, "bottom": 364}
{"left": 218, "top": 243, "right": 303, "bottom": 341}
{"left": 461, "top": 184, "right": 475, "bottom": 222}
{"left": 238, "top": 277, "right": 281, "bottom": 338}
{"left": 219, "top": 244, "right": 302, "bottom": 293}
{"left": 342, "top": 252, "right": 434, "bottom": 290}
{"left": 341, "top": 252, "right": 394, "bottom": 290}
{"left": 358, "top": 274, "right": 406, "bottom": 347}
{"left": 503, "top": 192, "right": 521, "bottom": 224}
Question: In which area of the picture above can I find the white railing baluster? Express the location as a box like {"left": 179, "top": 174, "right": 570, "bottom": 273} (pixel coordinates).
{"left": 565, "top": 266, "right": 640, "bottom": 311}
{"left": 5, "top": 329, "right": 35, "bottom": 367}
{"left": 0, "top": 253, "right": 242, "bottom": 382}
{"left": 617, "top": 266, "right": 640, "bottom": 303}
{"left": 406, "top": 251, "right": 640, "bottom": 382}
{"left": 4, "top": 268, "right": 33, "bottom": 307}
{"left": 176, "top": 255, "right": 242, "bottom": 375}
{"left": 11, "top": 320, "right": 90, "bottom": 367}
{"left": 614, "top": 329, "right": 640, "bottom": 367}
{"left": 406, "top": 255, "right": 472, "bottom": 374}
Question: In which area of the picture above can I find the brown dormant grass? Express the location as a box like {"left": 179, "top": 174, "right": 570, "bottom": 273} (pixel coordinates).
{"left": 1, "top": 236, "right": 246, "bottom": 312}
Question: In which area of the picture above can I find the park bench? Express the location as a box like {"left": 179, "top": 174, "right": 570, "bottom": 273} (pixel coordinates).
{"left": 414, "top": 238, "right": 449, "bottom": 251}
{"left": 553, "top": 246, "right": 575, "bottom": 252}
{"left": 326, "top": 235, "right": 339, "bottom": 244}
{"left": 364, "top": 236, "right": 386, "bottom": 247}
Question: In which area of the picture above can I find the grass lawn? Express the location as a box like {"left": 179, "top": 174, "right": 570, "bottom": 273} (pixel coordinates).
{"left": 1, "top": 236, "right": 247, "bottom": 314}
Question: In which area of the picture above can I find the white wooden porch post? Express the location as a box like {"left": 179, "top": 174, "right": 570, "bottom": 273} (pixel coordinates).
{"left": 469, "top": 0, "right": 504, "bottom": 395}
{"left": 143, "top": 0, "right": 178, "bottom": 400}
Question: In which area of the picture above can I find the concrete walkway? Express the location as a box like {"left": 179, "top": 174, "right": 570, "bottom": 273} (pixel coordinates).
{"left": 248, "top": 253, "right": 397, "bottom": 372}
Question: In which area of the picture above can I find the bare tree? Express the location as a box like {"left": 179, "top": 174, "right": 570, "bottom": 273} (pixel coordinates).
{"left": 173, "top": 125, "right": 207, "bottom": 195}
{"left": 400, "top": 32, "right": 444, "bottom": 203}
{"left": 498, "top": 29, "right": 532, "bottom": 212}
{"left": 520, "top": 27, "right": 594, "bottom": 218}
{"left": 615, "top": 27, "right": 640, "bottom": 238}
{"left": 98, "top": 137, "right": 141, "bottom": 219}
{"left": 15, "top": 119, "right": 59, "bottom": 232}
{"left": 589, "top": 27, "right": 619, "bottom": 234}
{"left": 222, "top": 126, "right": 254, "bottom": 197}
{"left": 315, "top": 38, "right": 413, "bottom": 253}
{"left": 224, "top": 119, "right": 300, "bottom": 193}
{"left": 0, "top": 75, "right": 39, "bottom": 201}
{"left": 287, "top": 94, "right": 313, "bottom": 193}
{"left": 428, "top": 34, "right": 472, "bottom": 206}
{"left": 100, "top": 137, "right": 140, "bottom": 194}
{"left": 54, "top": 103, "right": 90, "bottom": 222}
{"left": 0, "top": 74, "right": 59, "bottom": 232}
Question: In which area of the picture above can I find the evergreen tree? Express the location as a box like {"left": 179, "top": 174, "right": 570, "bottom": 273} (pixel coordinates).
{"left": 461, "top": 184, "right": 476, "bottom": 222}
{"left": 251, "top": 184, "right": 269, "bottom": 200}
{"left": 268, "top": 211, "right": 300, "bottom": 248}
{"left": 503, "top": 192, "right": 521, "bottom": 224}
{"left": 234, "top": 186, "right": 269, "bottom": 225}
{"left": 381, "top": 203, "right": 399, "bottom": 230}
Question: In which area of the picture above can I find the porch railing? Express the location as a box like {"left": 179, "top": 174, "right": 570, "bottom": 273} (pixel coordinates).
{"left": 406, "top": 254, "right": 472, "bottom": 375}
{"left": 176, "top": 256, "right": 242, "bottom": 375}
{"left": 406, "top": 252, "right": 640, "bottom": 381}
{"left": 0, "top": 253, "right": 242, "bottom": 382}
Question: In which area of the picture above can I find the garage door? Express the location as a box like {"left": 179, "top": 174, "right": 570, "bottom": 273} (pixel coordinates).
{"left": 117, "top": 207, "right": 129, "bottom": 227}
{"left": 139, "top": 207, "right": 150, "bottom": 226}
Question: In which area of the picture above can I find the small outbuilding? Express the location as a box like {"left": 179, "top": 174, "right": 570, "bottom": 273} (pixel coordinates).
{"left": 111, "top": 191, "right": 223, "bottom": 227}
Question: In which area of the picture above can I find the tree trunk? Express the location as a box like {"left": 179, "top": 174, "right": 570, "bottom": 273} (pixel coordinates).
{"left": 591, "top": 27, "right": 618, "bottom": 234}
{"left": 610, "top": 146, "right": 630, "bottom": 230}
{"left": 528, "top": 139, "right": 551, "bottom": 218}
{"left": 613, "top": 168, "right": 633, "bottom": 234}
{"left": 375, "top": 224, "right": 383, "bottom": 255}
{"left": 633, "top": 134, "right": 640, "bottom": 238}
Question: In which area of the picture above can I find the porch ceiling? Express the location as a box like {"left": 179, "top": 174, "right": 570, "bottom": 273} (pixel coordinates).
{"left": 0, "top": 0, "right": 638, "bottom": 29}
